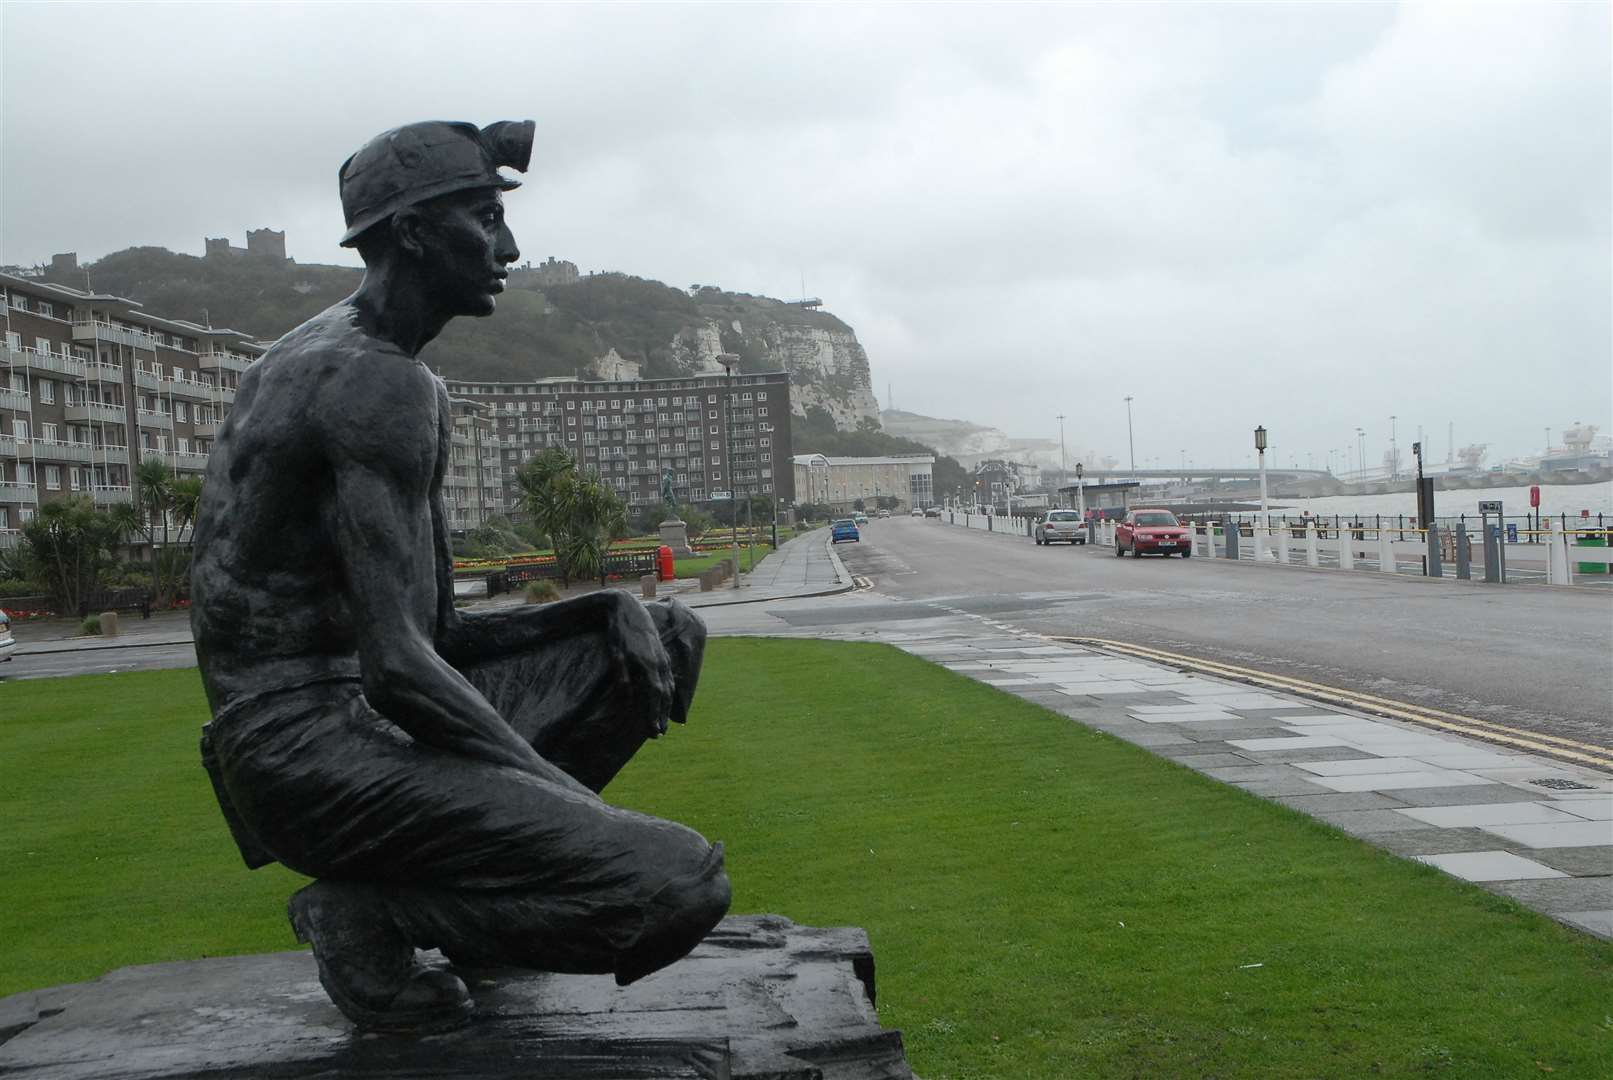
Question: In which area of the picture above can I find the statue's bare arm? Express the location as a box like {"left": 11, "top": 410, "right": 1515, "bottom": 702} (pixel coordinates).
{"left": 326, "top": 374, "right": 592, "bottom": 793}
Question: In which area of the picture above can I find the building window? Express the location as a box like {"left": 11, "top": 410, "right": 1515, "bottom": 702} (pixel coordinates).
{"left": 41, "top": 422, "right": 58, "bottom": 443}
{"left": 9, "top": 295, "right": 25, "bottom": 311}
{"left": 38, "top": 302, "right": 53, "bottom": 319}
{"left": 711, "top": 456, "right": 720, "bottom": 465}
{"left": 37, "top": 380, "right": 53, "bottom": 404}
{"left": 44, "top": 465, "right": 61, "bottom": 490}
{"left": 759, "top": 407, "right": 768, "bottom": 417}
{"left": 757, "top": 391, "right": 767, "bottom": 401}
{"left": 176, "top": 401, "right": 188, "bottom": 422}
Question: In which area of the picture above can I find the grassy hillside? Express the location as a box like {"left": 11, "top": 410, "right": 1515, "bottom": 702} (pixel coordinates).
{"left": 44, "top": 249, "right": 854, "bottom": 384}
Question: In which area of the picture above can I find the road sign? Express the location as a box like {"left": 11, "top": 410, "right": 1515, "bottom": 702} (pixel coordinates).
{"left": 708, "top": 490, "right": 732, "bottom": 501}
{"left": 1478, "top": 500, "right": 1503, "bottom": 514}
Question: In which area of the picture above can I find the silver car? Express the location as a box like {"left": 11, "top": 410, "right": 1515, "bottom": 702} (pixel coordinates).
{"left": 0, "top": 610, "right": 14, "bottom": 663}
{"left": 1036, "top": 509, "right": 1088, "bottom": 546}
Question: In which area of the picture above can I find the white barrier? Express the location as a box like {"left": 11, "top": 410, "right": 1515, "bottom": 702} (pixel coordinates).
{"left": 1276, "top": 525, "right": 1289, "bottom": 565}
{"left": 1377, "top": 528, "right": 1396, "bottom": 574}
{"left": 1252, "top": 522, "right": 1266, "bottom": 563}
{"left": 1337, "top": 528, "right": 1352, "bottom": 571}
{"left": 1306, "top": 523, "right": 1320, "bottom": 567}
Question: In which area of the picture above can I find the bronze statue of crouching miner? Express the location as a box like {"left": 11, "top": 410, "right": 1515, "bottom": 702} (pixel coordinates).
{"left": 190, "top": 120, "right": 729, "bottom": 1033}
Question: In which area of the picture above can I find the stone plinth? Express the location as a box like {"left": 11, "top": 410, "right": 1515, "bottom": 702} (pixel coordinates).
{"left": 658, "top": 519, "right": 694, "bottom": 558}
{"left": 0, "top": 915, "right": 913, "bottom": 1080}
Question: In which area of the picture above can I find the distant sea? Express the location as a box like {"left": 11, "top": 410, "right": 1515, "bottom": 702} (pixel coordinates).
{"left": 1262, "top": 481, "right": 1612, "bottom": 522}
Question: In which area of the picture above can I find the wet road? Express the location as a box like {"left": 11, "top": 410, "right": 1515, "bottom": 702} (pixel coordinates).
{"left": 830, "top": 517, "right": 1613, "bottom": 751}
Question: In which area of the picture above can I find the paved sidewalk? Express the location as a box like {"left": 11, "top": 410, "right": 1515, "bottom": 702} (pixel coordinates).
{"left": 12, "top": 531, "right": 850, "bottom": 655}
{"left": 761, "top": 617, "right": 1612, "bottom": 940}
{"left": 677, "top": 528, "right": 851, "bottom": 609}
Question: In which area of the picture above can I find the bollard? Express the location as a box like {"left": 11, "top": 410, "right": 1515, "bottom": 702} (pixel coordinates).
{"left": 1482, "top": 523, "right": 1501, "bottom": 583}
{"left": 1275, "top": 524, "right": 1289, "bottom": 565}
{"left": 640, "top": 574, "right": 658, "bottom": 599}
{"left": 1426, "top": 527, "right": 1443, "bottom": 577}
{"left": 1305, "top": 522, "right": 1319, "bottom": 567}
{"left": 1337, "top": 527, "right": 1353, "bottom": 571}
{"left": 1252, "top": 520, "right": 1266, "bottom": 563}
{"left": 1455, "top": 523, "right": 1471, "bottom": 579}
{"left": 1377, "top": 527, "right": 1396, "bottom": 574}
{"left": 1546, "top": 518, "right": 1573, "bottom": 585}
{"left": 698, "top": 568, "right": 717, "bottom": 592}
{"left": 1224, "top": 517, "right": 1240, "bottom": 560}
{"left": 100, "top": 610, "right": 120, "bottom": 638}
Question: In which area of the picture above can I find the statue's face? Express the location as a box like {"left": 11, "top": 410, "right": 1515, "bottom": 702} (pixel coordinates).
{"left": 415, "top": 188, "right": 520, "bottom": 317}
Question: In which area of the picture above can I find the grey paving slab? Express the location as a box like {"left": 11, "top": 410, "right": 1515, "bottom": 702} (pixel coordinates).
{"left": 1387, "top": 783, "right": 1553, "bottom": 808}
{"left": 1556, "top": 911, "right": 1613, "bottom": 937}
{"left": 1202, "top": 764, "right": 1311, "bottom": 784}
{"left": 1548, "top": 798, "right": 1613, "bottom": 821}
{"left": 1131, "top": 711, "right": 1240, "bottom": 725}
{"left": 1316, "top": 809, "right": 1439, "bottom": 836}
{"left": 1372, "top": 827, "right": 1508, "bottom": 857}
{"left": 1293, "top": 756, "right": 1449, "bottom": 777}
{"left": 1170, "top": 753, "right": 1262, "bottom": 771}
{"left": 1413, "top": 851, "right": 1568, "bottom": 882}
{"left": 1312, "top": 770, "right": 1491, "bottom": 793}
{"left": 1154, "top": 741, "right": 1242, "bottom": 758}
{"left": 1481, "top": 875, "right": 1613, "bottom": 913}
{"left": 1240, "top": 746, "right": 1383, "bottom": 766}
{"left": 1119, "top": 731, "right": 1198, "bottom": 748}
{"left": 1162, "top": 718, "right": 1294, "bottom": 736}
{"left": 1228, "top": 735, "right": 1351, "bottom": 752}
{"left": 1481, "top": 821, "right": 1613, "bottom": 849}
{"left": 1397, "top": 803, "right": 1585, "bottom": 829}
{"left": 1255, "top": 712, "right": 1360, "bottom": 724}
{"left": 1276, "top": 792, "right": 1410, "bottom": 814}
{"left": 1416, "top": 751, "right": 1532, "bottom": 770}
{"left": 1515, "top": 846, "right": 1613, "bottom": 877}
{"left": 1238, "top": 777, "right": 1334, "bottom": 797}
{"left": 1054, "top": 681, "right": 1149, "bottom": 696}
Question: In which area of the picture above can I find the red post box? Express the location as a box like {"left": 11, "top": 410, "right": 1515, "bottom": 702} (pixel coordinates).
{"left": 657, "top": 545, "right": 674, "bottom": 581}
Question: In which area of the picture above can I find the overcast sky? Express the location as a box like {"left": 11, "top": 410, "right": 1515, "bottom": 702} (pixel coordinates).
{"left": 4, "top": 2, "right": 1608, "bottom": 470}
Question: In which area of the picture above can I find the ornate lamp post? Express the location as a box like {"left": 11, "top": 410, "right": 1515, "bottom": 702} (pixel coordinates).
{"left": 1254, "top": 425, "right": 1268, "bottom": 526}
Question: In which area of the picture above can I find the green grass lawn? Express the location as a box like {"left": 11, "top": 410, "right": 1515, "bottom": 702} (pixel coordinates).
{"left": 672, "top": 544, "right": 771, "bottom": 578}
{"left": 3, "top": 642, "right": 1609, "bottom": 1078}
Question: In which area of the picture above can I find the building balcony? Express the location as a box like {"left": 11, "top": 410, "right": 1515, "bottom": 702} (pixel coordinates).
{"left": 72, "top": 320, "right": 158, "bottom": 351}
{"left": 164, "top": 377, "right": 214, "bottom": 402}
{"left": 214, "top": 385, "right": 236, "bottom": 404}
{"left": 0, "top": 387, "right": 29, "bottom": 412}
{"left": 0, "top": 529, "right": 19, "bottom": 548}
{"left": 3, "top": 345, "right": 86, "bottom": 378}
{"left": 169, "top": 450, "right": 210, "bottom": 473}
{"left": 199, "top": 351, "right": 255, "bottom": 375}
{"left": 192, "top": 421, "right": 220, "bottom": 439}
{"left": 137, "top": 409, "right": 174, "bottom": 431}
{"left": 28, "top": 439, "right": 95, "bottom": 463}
{"left": 83, "top": 361, "right": 124, "bottom": 384}
{"left": 133, "top": 368, "right": 161, "bottom": 391}
{"left": 91, "top": 484, "right": 133, "bottom": 505}
{"left": 0, "top": 436, "right": 17, "bottom": 457}
{"left": 0, "top": 481, "right": 39, "bottom": 504}
{"left": 65, "top": 401, "right": 126, "bottom": 425}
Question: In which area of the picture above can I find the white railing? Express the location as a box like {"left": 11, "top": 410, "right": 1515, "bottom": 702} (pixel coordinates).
{"left": 72, "top": 319, "right": 159, "bottom": 351}
{"left": 199, "top": 351, "right": 254, "bottom": 375}
{"left": 27, "top": 439, "right": 95, "bottom": 463}
{"left": 0, "top": 387, "right": 28, "bottom": 412}
{"left": 91, "top": 484, "right": 133, "bottom": 504}
{"left": 83, "top": 361, "right": 124, "bottom": 383}
{"left": 137, "top": 409, "right": 174, "bottom": 430}
{"left": 64, "top": 401, "right": 126, "bottom": 425}
{"left": 0, "top": 482, "right": 39, "bottom": 504}
{"left": 94, "top": 445, "right": 131, "bottom": 465}
{"left": 2, "top": 345, "right": 86, "bottom": 378}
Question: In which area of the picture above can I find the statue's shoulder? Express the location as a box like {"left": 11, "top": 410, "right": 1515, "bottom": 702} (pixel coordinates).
{"left": 259, "top": 303, "right": 406, "bottom": 372}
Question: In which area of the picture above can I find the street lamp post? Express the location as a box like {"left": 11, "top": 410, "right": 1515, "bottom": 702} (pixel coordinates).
{"left": 1356, "top": 427, "right": 1365, "bottom": 482}
{"left": 1255, "top": 425, "right": 1268, "bottom": 524}
{"left": 1075, "top": 461, "right": 1085, "bottom": 521}
{"left": 723, "top": 362, "right": 739, "bottom": 591}
{"left": 1124, "top": 395, "right": 1135, "bottom": 474}
{"left": 1057, "top": 413, "right": 1067, "bottom": 508}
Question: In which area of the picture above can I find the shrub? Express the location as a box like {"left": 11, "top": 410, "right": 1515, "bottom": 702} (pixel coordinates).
{"left": 79, "top": 614, "right": 101, "bottom": 636}
{"left": 524, "top": 580, "right": 560, "bottom": 604}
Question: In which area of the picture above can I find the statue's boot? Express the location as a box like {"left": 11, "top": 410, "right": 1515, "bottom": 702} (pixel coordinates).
{"left": 289, "top": 880, "right": 474, "bottom": 1033}
{"left": 614, "top": 841, "right": 731, "bottom": 986}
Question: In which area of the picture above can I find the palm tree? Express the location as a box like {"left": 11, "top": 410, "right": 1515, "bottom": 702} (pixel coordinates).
{"left": 134, "top": 456, "right": 176, "bottom": 606}
{"left": 514, "top": 450, "right": 626, "bottom": 585}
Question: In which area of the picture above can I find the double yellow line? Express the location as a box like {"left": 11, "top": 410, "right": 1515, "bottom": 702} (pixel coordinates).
{"left": 1049, "top": 636, "right": 1613, "bottom": 771}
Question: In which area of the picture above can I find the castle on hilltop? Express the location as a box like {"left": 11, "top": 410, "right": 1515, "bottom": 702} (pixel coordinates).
{"left": 204, "top": 228, "right": 288, "bottom": 261}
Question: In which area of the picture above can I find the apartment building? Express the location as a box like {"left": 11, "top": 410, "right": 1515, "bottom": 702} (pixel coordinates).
{"left": 441, "top": 370, "right": 794, "bottom": 518}
{"left": 0, "top": 272, "right": 264, "bottom": 546}
{"left": 445, "top": 398, "right": 504, "bottom": 530}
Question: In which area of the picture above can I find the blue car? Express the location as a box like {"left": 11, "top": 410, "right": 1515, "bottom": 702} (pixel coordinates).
{"left": 830, "top": 518, "right": 860, "bottom": 544}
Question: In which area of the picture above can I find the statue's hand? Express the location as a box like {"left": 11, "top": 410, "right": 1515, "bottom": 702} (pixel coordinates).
{"left": 605, "top": 594, "right": 676, "bottom": 736}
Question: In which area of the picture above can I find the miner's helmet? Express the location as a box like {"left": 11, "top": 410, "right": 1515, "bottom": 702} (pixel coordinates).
{"left": 337, "top": 120, "right": 535, "bottom": 247}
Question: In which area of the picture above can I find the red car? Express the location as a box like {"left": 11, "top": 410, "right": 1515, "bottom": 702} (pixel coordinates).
{"left": 1116, "top": 508, "right": 1191, "bottom": 557}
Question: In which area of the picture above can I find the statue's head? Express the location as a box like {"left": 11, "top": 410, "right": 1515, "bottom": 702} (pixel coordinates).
{"left": 339, "top": 120, "right": 534, "bottom": 316}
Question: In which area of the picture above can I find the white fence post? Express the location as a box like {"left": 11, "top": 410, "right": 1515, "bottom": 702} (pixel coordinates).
{"left": 1253, "top": 518, "right": 1266, "bottom": 563}
{"left": 1306, "top": 522, "right": 1320, "bottom": 567}
{"left": 1547, "top": 518, "right": 1573, "bottom": 585}
{"left": 1338, "top": 526, "right": 1353, "bottom": 571}
{"left": 1276, "top": 522, "right": 1289, "bottom": 565}
{"left": 1198, "top": 524, "right": 1213, "bottom": 558}
{"left": 1378, "top": 526, "right": 1397, "bottom": 574}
